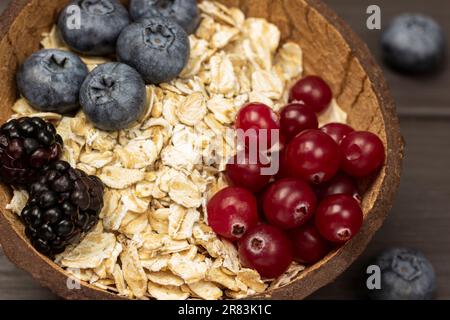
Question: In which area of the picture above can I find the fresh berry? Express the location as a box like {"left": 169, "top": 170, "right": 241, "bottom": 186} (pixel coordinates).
{"left": 286, "top": 129, "right": 340, "bottom": 184}
{"left": 129, "top": 0, "right": 200, "bottom": 34}
{"left": 16, "top": 49, "right": 88, "bottom": 114}
{"left": 340, "top": 131, "right": 385, "bottom": 178}
{"left": 274, "top": 148, "right": 291, "bottom": 179}
{"left": 280, "top": 103, "right": 318, "bottom": 142}
{"left": 369, "top": 248, "right": 436, "bottom": 300}
{"left": 263, "top": 178, "right": 317, "bottom": 229}
{"left": 207, "top": 187, "right": 259, "bottom": 241}
{"left": 315, "top": 194, "right": 363, "bottom": 243}
{"left": 317, "top": 172, "right": 360, "bottom": 202}
{"left": 238, "top": 224, "right": 293, "bottom": 278}
{"left": 289, "top": 222, "right": 331, "bottom": 264}
{"left": 80, "top": 62, "right": 147, "bottom": 131}
{"left": 226, "top": 150, "right": 272, "bottom": 193}
{"left": 117, "top": 17, "right": 190, "bottom": 84}
{"left": 255, "top": 186, "right": 269, "bottom": 221}
{"left": 235, "top": 103, "right": 280, "bottom": 151}
{"left": 21, "top": 160, "right": 104, "bottom": 256}
{"left": 381, "top": 14, "right": 445, "bottom": 74}
{"left": 0, "top": 117, "right": 63, "bottom": 186}
{"left": 57, "top": 0, "right": 130, "bottom": 55}
{"left": 320, "top": 122, "right": 354, "bottom": 145}
{"left": 289, "top": 76, "right": 332, "bottom": 114}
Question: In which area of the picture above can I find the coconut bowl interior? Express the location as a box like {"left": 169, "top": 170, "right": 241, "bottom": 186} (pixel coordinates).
{"left": 0, "top": 0, "right": 403, "bottom": 299}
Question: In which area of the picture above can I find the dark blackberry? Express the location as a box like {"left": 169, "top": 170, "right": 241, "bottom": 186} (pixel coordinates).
{"left": 21, "top": 160, "right": 105, "bottom": 257}
{"left": 0, "top": 117, "right": 63, "bottom": 186}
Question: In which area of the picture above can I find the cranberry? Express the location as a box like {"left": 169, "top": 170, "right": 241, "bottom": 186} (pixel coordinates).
{"left": 320, "top": 122, "right": 354, "bottom": 144}
{"left": 289, "top": 222, "right": 331, "bottom": 264}
{"left": 235, "top": 102, "right": 280, "bottom": 150}
{"left": 274, "top": 148, "right": 291, "bottom": 179}
{"left": 263, "top": 178, "right": 317, "bottom": 229}
{"left": 340, "top": 131, "right": 385, "bottom": 177}
{"left": 238, "top": 224, "right": 293, "bottom": 278}
{"left": 207, "top": 187, "right": 259, "bottom": 241}
{"left": 317, "top": 172, "right": 360, "bottom": 202}
{"left": 226, "top": 150, "right": 272, "bottom": 193}
{"left": 286, "top": 129, "right": 341, "bottom": 184}
{"left": 255, "top": 186, "right": 270, "bottom": 221}
{"left": 289, "top": 76, "right": 332, "bottom": 114}
{"left": 280, "top": 103, "right": 318, "bottom": 142}
{"left": 315, "top": 194, "right": 363, "bottom": 243}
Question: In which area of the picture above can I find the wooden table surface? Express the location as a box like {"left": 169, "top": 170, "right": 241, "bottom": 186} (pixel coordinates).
{"left": 1, "top": 0, "right": 450, "bottom": 300}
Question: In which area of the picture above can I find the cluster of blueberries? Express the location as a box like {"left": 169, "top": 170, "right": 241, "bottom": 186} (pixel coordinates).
{"left": 16, "top": 0, "right": 198, "bottom": 131}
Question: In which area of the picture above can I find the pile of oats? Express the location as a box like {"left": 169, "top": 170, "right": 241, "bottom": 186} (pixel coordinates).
{"left": 7, "top": 1, "right": 347, "bottom": 299}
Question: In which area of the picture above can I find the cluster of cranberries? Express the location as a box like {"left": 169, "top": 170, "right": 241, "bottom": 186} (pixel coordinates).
{"left": 207, "top": 76, "right": 386, "bottom": 279}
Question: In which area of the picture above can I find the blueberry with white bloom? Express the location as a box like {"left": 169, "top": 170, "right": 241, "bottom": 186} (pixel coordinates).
{"left": 129, "top": 0, "right": 199, "bottom": 34}
{"left": 58, "top": 0, "right": 130, "bottom": 55}
{"left": 381, "top": 14, "right": 446, "bottom": 74}
{"left": 80, "top": 63, "right": 147, "bottom": 131}
{"left": 368, "top": 248, "right": 436, "bottom": 300}
{"left": 116, "top": 16, "right": 190, "bottom": 84}
{"left": 16, "top": 49, "right": 88, "bottom": 114}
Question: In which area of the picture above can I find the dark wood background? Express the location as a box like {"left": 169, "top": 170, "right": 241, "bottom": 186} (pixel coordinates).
{"left": 0, "top": 0, "right": 449, "bottom": 299}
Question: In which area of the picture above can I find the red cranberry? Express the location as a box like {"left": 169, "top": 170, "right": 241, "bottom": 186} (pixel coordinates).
{"left": 286, "top": 129, "right": 341, "bottom": 184}
{"left": 263, "top": 178, "right": 317, "bottom": 229}
{"left": 289, "top": 222, "right": 331, "bottom": 264}
{"left": 315, "top": 194, "right": 363, "bottom": 243}
{"left": 289, "top": 76, "right": 332, "bottom": 114}
{"left": 207, "top": 187, "right": 259, "bottom": 241}
{"left": 274, "top": 148, "right": 291, "bottom": 179}
{"left": 226, "top": 150, "right": 272, "bottom": 193}
{"left": 340, "top": 131, "right": 385, "bottom": 177}
{"left": 235, "top": 102, "right": 280, "bottom": 150}
{"left": 238, "top": 224, "right": 293, "bottom": 278}
{"left": 320, "top": 122, "right": 354, "bottom": 144}
{"left": 317, "top": 172, "right": 360, "bottom": 202}
{"left": 280, "top": 103, "right": 318, "bottom": 142}
{"left": 255, "top": 186, "right": 270, "bottom": 221}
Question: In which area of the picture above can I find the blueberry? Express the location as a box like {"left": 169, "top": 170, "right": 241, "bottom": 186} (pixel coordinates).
{"left": 381, "top": 14, "right": 446, "bottom": 74}
{"left": 129, "top": 0, "right": 199, "bottom": 34}
{"left": 117, "top": 17, "right": 190, "bottom": 84}
{"left": 16, "top": 49, "right": 88, "bottom": 114}
{"left": 80, "top": 62, "right": 147, "bottom": 131}
{"left": 57, "top": 0, "right": 130, "bottom": 55}
{"left": 369, "top": 248, "right": 436, "bottom": 300}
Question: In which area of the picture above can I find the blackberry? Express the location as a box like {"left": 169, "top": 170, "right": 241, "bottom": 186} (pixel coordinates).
{"left": 0, "top": 117, "right": 63, "bottom": 186}
{"left": 21, "top": 160, "right": 105, "bottom": 256}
